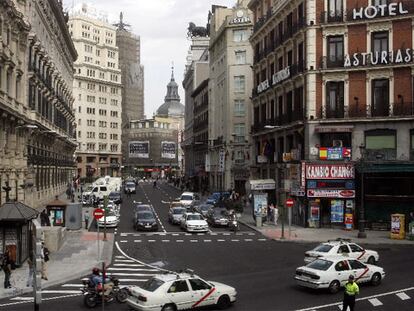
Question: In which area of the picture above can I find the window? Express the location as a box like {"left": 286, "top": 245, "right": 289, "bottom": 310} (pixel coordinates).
{"left": 189, "top": 279, "right": 211, "bottom": 291}
{"left": 328, "top": 0, "right": 343, "bottom": 17}
{"left": 326, "top": 81, "right": 344, "bottom": 118}
{"left": 349, "top": 244, "right": 364, "bottom": 252}
{"left": 365, "top": 129, "right": 396, "bottom": 150}
{"left": 235, "top": 51, "right": 246, "bottom": 64}
{"left": 234, "top": 123, "right": 245, "bottom": 143}
{"left": 168, "top": 280, "right": 189, "bottom": 293}
{"left": 234, "top": 76, "right": 245, "bottom": 92}
{"left": 371, "top": 79, "right": 389, "bottom": 117}
{"left": 141, "top": 278, "right": 164, "bottom": 292}
{"left": 337, "top": 245, "right": 350, "bottom": 254}
{"left": 233, "top": 30, "right": 248, "bottom": 42}
{"left": 373, "top": 0, "right": 388, "bottom": 6}
{"left": 334, "top": 261, "right": 349, "bottom": 272}
{"left": 327, "top": 36, "right": 344, "bottom": 66}
{"left": 348, "top": 260, "right": 366, "bottom": 270}
{"left": 372, "top": 31, "right": 388, "bottom": 54}
{"left": 411, "top": 129, "right": 414, "bottom": 160}
{"left": 234, "top": 100, "right": 245, "bottom": 116}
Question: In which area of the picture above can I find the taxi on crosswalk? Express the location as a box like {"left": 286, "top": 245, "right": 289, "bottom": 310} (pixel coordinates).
{"left": 304, "top": 239, "right": 379, "bottom": 265}
{"left": 126, "top": 270, "right": 237, "bottom": 311}
{"left": 295, "top": 256, "right": 385, "bottom": 294}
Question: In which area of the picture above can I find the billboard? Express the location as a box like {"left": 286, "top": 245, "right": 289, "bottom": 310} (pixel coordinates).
{"left": 161, "top": 141, "right": 176, "bottom": 159}
{"left": 129, "top": 141, "right": 149, "bottom": 158}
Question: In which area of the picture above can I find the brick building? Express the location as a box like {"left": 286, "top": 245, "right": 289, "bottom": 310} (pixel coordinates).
{"left": 249, "top": 0, "right": 414, "bottom": 230}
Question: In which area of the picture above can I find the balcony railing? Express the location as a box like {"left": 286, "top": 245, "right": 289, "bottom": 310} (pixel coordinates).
{"left": 325, "top": 106, "right": 345, "bottom": 119}
{"left": 320, "top": 11, "right": 345, "bottom": 24}
{"left": 392, "top": 102, "right": 414, "bottom": 116}
{"left": 251, "top": 110, "right": 304, "bottom": 133}
{"left": 320, "top": 56, "right": 344, "bottom": 69}
{"left": 371, "top": 103, "right": 390, "bottom": 118}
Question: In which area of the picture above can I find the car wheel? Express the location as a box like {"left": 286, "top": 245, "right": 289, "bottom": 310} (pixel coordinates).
{"left": 328, "top": 280, "right": 340, "bottom": 294}
{"left": 371, "top": 272, "right": 382, "bottom": 286}
{"left": 367, "top": 256, "right": 376, "bottom": 265}
{"left": 116, "top": 288, "right": 128, "bottom": 303}
{"left": 161, "top": 303, "right": 176, "bottom": 311}
{"left": 216, "top": 295, "right": 231, "bottom": 310}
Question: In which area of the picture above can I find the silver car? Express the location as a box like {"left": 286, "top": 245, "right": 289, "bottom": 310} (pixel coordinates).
{"left": 168, "top": 206, "right": 186, "bottom": 225}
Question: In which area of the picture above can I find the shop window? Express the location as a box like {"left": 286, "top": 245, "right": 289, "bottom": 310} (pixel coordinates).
{"left": 365, "top": 129, "right": 396, "bottom": 160}
{"left": 326, "top": 81, "right": 344, "bottom": 118}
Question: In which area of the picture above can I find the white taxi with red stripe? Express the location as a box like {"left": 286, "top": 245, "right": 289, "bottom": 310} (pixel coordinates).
{"left": 304, "top": 239, "right": 379, "bottom": 265}
{"left": 295, "top": 256, "right": 385, "bottom": 294}
{"left": 126, "top": 271, "right": 237, "bottom": 311}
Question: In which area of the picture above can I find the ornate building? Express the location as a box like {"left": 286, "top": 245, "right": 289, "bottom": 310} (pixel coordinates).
{"left": 69, "top": 4, "right": 122, "bottom": 179}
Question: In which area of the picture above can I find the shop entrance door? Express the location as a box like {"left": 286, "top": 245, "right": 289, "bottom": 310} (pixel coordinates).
{"left": 320, "top": 199, "right": 331, "bottom": 228}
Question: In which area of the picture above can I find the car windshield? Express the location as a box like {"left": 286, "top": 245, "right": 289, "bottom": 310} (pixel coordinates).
{"left": 141, "top": 278, "right": 164, "bottom": 292}
{"left": 173, "top": 208, "right": 185, "bottom": 214}
{"left": 181, "top": 195, "right": 193, "bottom": 201}
{"left": 307, "top": 259, "right": 333, "bottom": 271}
{"left": 187, "top": 214, "right": 202, "bottom": 221}
{"left": 104, "top": 211, "right": 116, "bottom": 217}
{"left": 135, "top": 205, "right": 151, "bottom": 211}
{"left": 109, "top": 192, "right": 119, "bottom": 197}
{"left": 126, "top": 182, "right": 135, "bottom": 187}
{"left": 313, "top": 244, "right": 334, "bottom": 252}
{"left": 138, "top": 212, "right": 154, "bottom": 220}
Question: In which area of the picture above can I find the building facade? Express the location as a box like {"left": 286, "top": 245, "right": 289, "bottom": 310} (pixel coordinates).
{"left": 69, "top": 4, "right": 122, "bottom": 179}
{"left": 182, "top": 37, "right": 210, "bottom": 179}
{"left": 26, "top": 0, "right": 77, "bottom": 209}
{"left": 249, "top": 0, "right": 414, "bottom": 229}
{"left": 208, "top": 1, "right": 253, "bottom": 194}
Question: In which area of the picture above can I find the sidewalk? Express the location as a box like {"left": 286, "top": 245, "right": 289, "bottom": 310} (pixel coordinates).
{"left": 0, "top": 192, "right": 114, "bottom": 300}
{"left": 239, "top": 204, "right": 414, "bottom": 245}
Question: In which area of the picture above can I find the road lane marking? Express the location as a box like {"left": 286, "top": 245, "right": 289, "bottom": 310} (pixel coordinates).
{"left": 231, "top": 239, "right": 239, "bottom": 242}
{"left": 107, "top": 268, "right": 158, "bottom": 272}
{"left": 161, "top": 239, "right": 170, "bottom": 242}
{"left": 223, "top": 233, "right": 230, "bottom": 236}
{"left": 113, "top": 263, "right": 145, "bottom": 267}
{"left": 258, "top": 238, "right": 267, "bottom": 241}
{"left": 118, "top": 279, "right": 146, "bottom": 282}
{"left": 217, "top": 239, "right": 225, "bottom": 242}
{"left": 176, "top": 240, "right": 184, "bottom": 242}
{"left": 61, "top": 284, "right": 84, "bottom": 288}
{"left": 148, "top": 240, "right": 156, "bottom": 242}
{"left": 134, "top": 240, "right": 142, "bottom": 243}
{"left": 204, "top": 239, "right": 212, "bottom": 242}
{"left": 244, "top": 239, "right": 253, "bottom": 242}
{"left": 10, "top": 297, "right": 34, "bottom": 301}
{"left": 190, "top": 240, "right": 198, "bottom": 242}
{"left": 107, "top": 273, "right": 157, "bottom": 277}
{"left": 368, "top": 298, "right": 383, "bottom": 306}
{"left": 396, "top": 292, "right": 410, "bottom": 300}
{"left": 115, "top": 255, "right": 126, "bottom": 258}
{"left": 41, "top": 290, "right": 82, "bottom": 294}
{"left": 120, "top": 240, "right": 127, "bottom": 243}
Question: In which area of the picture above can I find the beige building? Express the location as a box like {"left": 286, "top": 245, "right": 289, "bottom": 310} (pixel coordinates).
{"left": 69, "top": 4, "right": 122, "bottom": 179}
{"left": 0, "top": 0, "right": 78, "bottom": 208}
{"left": 208, "top": 1, "right": 253, "bottom": 194}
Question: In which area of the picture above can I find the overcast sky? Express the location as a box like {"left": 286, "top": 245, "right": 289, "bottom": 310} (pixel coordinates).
{"left": 63, "top": 0, "right": 236, "bottom": 117}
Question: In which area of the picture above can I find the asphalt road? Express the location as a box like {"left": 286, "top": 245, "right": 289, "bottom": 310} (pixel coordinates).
{"left": 1, "top": 181, "right": 414, "bottom": 311}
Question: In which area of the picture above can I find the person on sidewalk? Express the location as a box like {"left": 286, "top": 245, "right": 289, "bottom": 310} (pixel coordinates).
{"left": 269, "top": 204, "right": 275, "bottom": 223}
{"left": 84, "top": 210, "right": 90, "bottom": 230}
{"left": 1, "top": 249, "right": 13, "bottom": 289}
{"left": 273, "top": 205, "right": 279, "bottom": 226}
{"left": 26, "top": 258, "right": 34, "bottom": 287}
{"left": 41, "top": 243, "right": 50, "bottom": 281}
{"left": 342, "top": 275, "right": 359, "bottom": 311}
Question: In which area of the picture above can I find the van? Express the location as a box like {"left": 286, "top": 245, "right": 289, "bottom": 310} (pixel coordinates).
{"left": 88, "top": 185, "right": 111, "bottom": 200}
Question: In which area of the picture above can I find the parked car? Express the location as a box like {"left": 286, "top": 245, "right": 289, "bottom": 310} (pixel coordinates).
{"left": 134, "top": 211, "right": 158, "bottom": 231}
{"left": 304, "top": 239, "right": 379, "bottom": 265}
{"left": 180, "top": 212, "right": 209, "bottom": 233}
{"left": 108, "top": 191, "right": 122, "bottom": 204}
{"left": 294, "top": 257, "right": 385, "bottom": 294}
{"left": 97, "top": 210, "right": 119, "bottom": 228}
{"left": 195, "top": 204, "right": 213, "bottom": 217}
{"left": 126, "top": 270, "right": 237, "bottom": 311}
{"left": 206, "top": 208, "right": 230, "bottom": 227}
{"left": 124, "top": 181, "right": 137, "bottom": 194}
{"left": 168, "top": 206, "right": 186, "bottom": 225}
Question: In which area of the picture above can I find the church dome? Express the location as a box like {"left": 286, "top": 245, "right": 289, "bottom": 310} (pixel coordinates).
{"left": 156, "top": 66, "right": 184, "bottom": 117}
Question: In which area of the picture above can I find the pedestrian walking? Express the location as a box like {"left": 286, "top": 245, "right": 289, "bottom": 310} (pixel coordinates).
{"left": 26, "top": 258, "right": 34, "bottom": 287}
{"left": 342, "top": 275, "right": 359, "bottom": 311}
{"left": 127, "top": 188, "right": 131, "bottom": 198}
{"left": 84, "top": 210, "right": 90, "bottom": 230}
{"left": 41, "top": 243, "right": 50, "bottom": 281}
{"left": 273, "top": 205, "right": 279, "bottom": 226}
{"left": 1, "top": 249, "right": 13, "bottom": 288}
{"left": 269, "top": 204, "right": 275, "bottom": 223}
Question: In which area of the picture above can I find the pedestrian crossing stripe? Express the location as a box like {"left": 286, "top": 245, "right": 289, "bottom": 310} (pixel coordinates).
{"left": 396, "top": 292, "right": 410, "bottom": 300}
{"left": 368, "top": 298, "right": 383, "bottom": 306}
{"left": 119, "top": 231, "right": 257, "bottom": 237}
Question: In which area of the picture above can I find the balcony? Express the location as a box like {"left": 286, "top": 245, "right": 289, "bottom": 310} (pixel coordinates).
{"left": 320, "top": 56, "right": 344, "bottom": 69}
{"left": 253, "top": 9, "right": 273, "bottom": 34}
{"left": 320, "top": 11, "right": 345, "bottom": 24}
{"left": 324, "top": 105, "right": 345, "bottom": 119}
{"left": 392, "top": 102, "right": 414, "bottom": 116}
{"left": 371, "top": 103, "right": 390, "bottom": 118}
{"left": 290, "top": 60, "right": 305, "bottom": 77}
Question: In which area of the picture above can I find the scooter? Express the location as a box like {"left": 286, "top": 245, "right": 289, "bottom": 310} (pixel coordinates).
{"left": 81, "top": 276, "right": 128, "bottom": 308}
{"left": 228, "top": 217, "right": 239, "bottom": 232}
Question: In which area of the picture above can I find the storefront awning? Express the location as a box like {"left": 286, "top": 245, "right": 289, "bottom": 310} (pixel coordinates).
{"left": 248, "top": 179, "right": 276, "bottom": 190}
{"left": 0, "top": 202, "right": 39, "bottom": 222}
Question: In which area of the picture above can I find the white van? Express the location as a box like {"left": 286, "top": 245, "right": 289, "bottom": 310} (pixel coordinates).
{"left": 85, "top": 185, "right": 111, "bottom": 201}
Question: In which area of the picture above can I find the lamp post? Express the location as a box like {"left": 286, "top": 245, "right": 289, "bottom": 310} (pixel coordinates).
{"left": 357, "top": 145, "right": 367, "bottom": 238}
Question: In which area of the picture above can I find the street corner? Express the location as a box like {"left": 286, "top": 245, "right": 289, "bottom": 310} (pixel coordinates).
{"left": 81, "top": 231, "right": 114, "bottom": 242}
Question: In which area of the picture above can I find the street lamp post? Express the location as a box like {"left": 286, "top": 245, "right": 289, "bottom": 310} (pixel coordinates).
{"left": 357, "top": 145, "right": 367, "bottom": 238}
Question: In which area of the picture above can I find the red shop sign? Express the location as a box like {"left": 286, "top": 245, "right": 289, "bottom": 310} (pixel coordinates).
{"left": 305, "top": 164, "right": 354, "bottom": 180}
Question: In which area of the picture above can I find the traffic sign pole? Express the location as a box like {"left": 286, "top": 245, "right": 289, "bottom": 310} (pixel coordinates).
{"left": 93, "top": 208, "right": 104, "bottom": 261}
{"left": 285, "top": 198, "right": 295, "bottom": 239}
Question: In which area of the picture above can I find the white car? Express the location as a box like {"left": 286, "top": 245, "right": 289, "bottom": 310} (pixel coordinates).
{"left": 304, "top": 240, "right": 379, "bottom": 265}
{"left": 179, "top": 192, "right": 197, "bottom": 206}
{"left": 96, "top": 211, "right": 119, "bottom": 228}
{"left": 180, "top": 212, "right": 209, "bottom": 233}
{"left": 295, "top": 257, "right": 385, "bottom": 294}
{"left": 126, "top": 271, "right": 237, "bottom": 311}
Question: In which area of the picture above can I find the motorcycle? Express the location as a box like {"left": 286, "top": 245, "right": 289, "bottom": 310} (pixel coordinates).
{"left": 81, "top": 276, "right": 129, "bottom": 308}
{"left": 228, "top": 216, "right": 239, "bottom": 232}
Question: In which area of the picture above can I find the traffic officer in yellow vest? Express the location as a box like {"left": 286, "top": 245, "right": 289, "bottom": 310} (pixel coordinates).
{"left": 342, "top": 274, "right": 359, "bottom": 311}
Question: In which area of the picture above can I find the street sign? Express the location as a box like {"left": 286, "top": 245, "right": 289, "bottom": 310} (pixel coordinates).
{"left": 93, "top": 208, "right": 105, "bottom": 220}
{"left": 285, "top": 198, "right": 294, "bottom": 208}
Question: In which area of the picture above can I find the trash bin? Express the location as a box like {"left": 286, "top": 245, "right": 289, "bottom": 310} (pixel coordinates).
{"left": 408, "top": 222, "right": 414, "bottom": 241}
{"left": 390, "top": 214, "right": 405, "bottom": 240}
{"left": 256, "top": 215, "right": 262, "bottom": 227}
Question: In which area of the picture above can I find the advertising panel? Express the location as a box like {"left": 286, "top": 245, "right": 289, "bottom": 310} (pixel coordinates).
{"left": 129, "top": 141, "right": 150, "bottom": 158}
{"left": 218, "top": 149, "right": 225, "bottom": 172}
{"left": 161, "top": 141, "right": 176, "bottom": 159}
{"left": 254, "top": 193, "right": 268, "bottom": 217}
{"left": 306, "top": 164, "right": 355, "bottom": 180}
{"left": 307, "top": 189, "right": 355, "bottom": 198}
{"left": 319, "top": 147, "right": 352, "bottom": 160}
{"left": 330, "top": 200, "right": 344, "bottom": 223}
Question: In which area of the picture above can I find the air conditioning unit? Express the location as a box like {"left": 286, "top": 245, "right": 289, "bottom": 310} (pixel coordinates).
{"left": 333, "top": 140, "right": 343, "bottom": 147}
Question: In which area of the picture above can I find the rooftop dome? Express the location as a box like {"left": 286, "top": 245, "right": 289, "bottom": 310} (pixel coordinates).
{"left": 156, "top": 66, "right": 184, "bottom": 117}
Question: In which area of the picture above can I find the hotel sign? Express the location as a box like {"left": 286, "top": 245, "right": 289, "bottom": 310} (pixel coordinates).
{"left": 272, "top": 67, "right": 290, "bottom": 86}
{"left": 257, "top": 79, "right": 270, "bottom": 94}
{"left": 352, "top": 2, "right": 408, "bottom": 20}
{"left": 344, "top": 49, "right": 414, "bottom": 67}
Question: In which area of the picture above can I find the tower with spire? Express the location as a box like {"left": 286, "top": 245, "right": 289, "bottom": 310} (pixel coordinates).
{"left": 156, "top": 65, "right": 184, "bottom": 118}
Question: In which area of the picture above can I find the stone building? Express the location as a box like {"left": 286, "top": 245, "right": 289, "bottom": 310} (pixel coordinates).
{"left": 26, "top": 0, "right": 78, "bottom": 209}
{"left": 249, "top": 0, "right": 414, "bottom": 229}
{"left": 208, "top": 1, "right": 253, "bottom": 194}
{"left": 69, "top": 4, "right": 122, "bottom": 179}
